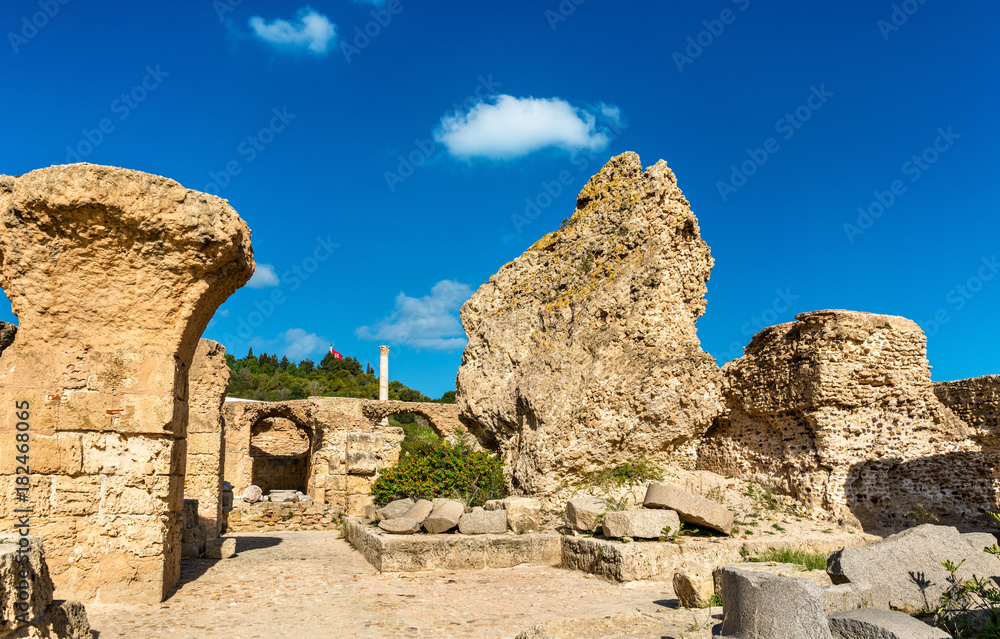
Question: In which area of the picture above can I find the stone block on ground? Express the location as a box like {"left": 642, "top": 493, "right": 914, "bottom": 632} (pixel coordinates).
{"left": 826, "top": 524, "right": 1000, "bottom": 614}
{"left": 423, "top": 499, "right": 465, "bottom": 534}
{"left": 181, "top": 525, "right": 207, "bottom": 559}
{"left": 821, "top": 582, "right": 891, "bottom": 615}
{"left": 713, "top": 563, "right": 832, "bottom": 593}
{"left": 828, "top": 608, "right": 952, "bottom": 638}
{"left": 205, "top": 538, "right": 236, "bottom": 559}
{"left": 643, "top": 482, "right": 733, "bottom": 534}
{"left": 501, "top": 497, "right": 542, "bottom": 534}
{"left": 364, "top": 504, "right": 379, "bottom": 520}
{"left": 601, "top": 510, "right": 680, "bottom": 540}
{"left": 376, "top": 498, "right": 415, "bottom": 521}
{"left": 718, "top": 566, "right": 832, "bottom": 639}
{"left": 565, "top": 496, "right": 607, "bottom": 532}
{"left": 962, "top": 532, "right": 997, "bottom": 551}
{"left": 673, "top": 571, "right": 715, "bottom": 608}
{"left": 378, "top": 518, "right": 421, "bottom": 535}
{"left": 402, "top": 499, "right": 434, "bottom": 524}
{"left": 459, "top": 507, "right": 507, "bottom": 535}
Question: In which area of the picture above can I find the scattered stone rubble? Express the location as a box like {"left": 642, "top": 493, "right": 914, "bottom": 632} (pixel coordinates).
{"left": 370, "top": 497, "right": 544, "bottom": 536}
{"left": 703, "top": 523, "right": 995, "bottom": 638}
{"left": 457, "top": 151, "right": 724, "bottom": 498}
{"left": 0, "top": 535, "right": 90, "bottom": 638}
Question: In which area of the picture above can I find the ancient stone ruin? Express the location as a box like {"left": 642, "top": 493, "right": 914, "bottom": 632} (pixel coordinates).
{"left": 457, "top": 152, "right": 724, "bottom": 497}
{"left": 696, "top": 309, "right": 991, "bottom": 531}
{"left": 1, "top": 155, "right": 997, "bottom": 639}
{"left": 0, "top": 164, "right": 253, "bottom": 602}
{"left": 222, "top": 396, "right": 466, "bottom": 518}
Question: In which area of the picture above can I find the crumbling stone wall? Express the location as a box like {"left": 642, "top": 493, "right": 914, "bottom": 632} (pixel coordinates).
{"left": 184, "top": 339, "right": 230, "bottom": 538}
{"left": 0, "top": 164, "right": 253, "bottom": 603}
{"left": 935, "top": 375, "right": 1000, "bottom": 445}
{"left": 226, "top": 502, "right": 342, "bottom": 532}
{"left": 697, "top": 310, "right": 990, "bottom": 532}
{"left": 223, "top": 397, "right": 462, "bottom": 516}
{"left": 457, "top": 152, "right": 723, "bottom": 498}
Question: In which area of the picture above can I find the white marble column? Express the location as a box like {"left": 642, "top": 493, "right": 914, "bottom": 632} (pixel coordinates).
{"left": 379, "top": 345, "right": 390, "bottom": 425}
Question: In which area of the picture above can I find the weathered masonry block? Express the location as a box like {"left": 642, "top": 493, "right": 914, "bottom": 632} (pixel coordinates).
{"left": 697, "top": 310, "right": 988, "bottom": 532}
{"left": 0, "top": 164, "right": 253, "bottom": 603}
{"left": 184, "top": 339, "right": 230, "bottom": 538}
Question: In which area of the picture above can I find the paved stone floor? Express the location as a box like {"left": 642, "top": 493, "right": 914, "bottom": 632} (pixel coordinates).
{"left": 87, "top": 531, "right": 719, "bottom": 639}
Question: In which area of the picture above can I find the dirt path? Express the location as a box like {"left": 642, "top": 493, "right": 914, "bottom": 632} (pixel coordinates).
{"left": 87, "top": 531, "right": 718, "bottom": 639}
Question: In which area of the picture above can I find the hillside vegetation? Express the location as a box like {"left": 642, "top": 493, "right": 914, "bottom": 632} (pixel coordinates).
{"left": 225, "top": 348, "right": 455, "bottom": 406}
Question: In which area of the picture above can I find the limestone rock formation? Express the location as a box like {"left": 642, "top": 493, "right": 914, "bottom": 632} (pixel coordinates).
{"left": 185, "top": 339, "right": 231, "bottom": 538}
{"left": 457, "top": 152, "right": 723, "bottom": 497}
{"left": 0, "top": 164, "right": 254, "bottom": 602}
{"left": 697, "top": 310, "right": 987, "bottom": 531}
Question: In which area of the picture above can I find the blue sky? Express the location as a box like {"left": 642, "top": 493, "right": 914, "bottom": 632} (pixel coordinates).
{"left": 1, "top": 1, "right": 997, "bottom": 398}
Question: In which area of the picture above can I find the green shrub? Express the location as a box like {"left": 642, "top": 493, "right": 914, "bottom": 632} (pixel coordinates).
{"left": 372, "top": 434, "right": 506, "bottom": 507}
{"left": 393, "top": 418, "right": 440, "bottom": 456}
{"left": 579, "top": 454, "right": 664, "bottom": 493}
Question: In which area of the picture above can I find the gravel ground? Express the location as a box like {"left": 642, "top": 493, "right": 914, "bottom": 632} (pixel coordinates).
{"left": 87, "top": 531, "right": 719, "bottom": 639}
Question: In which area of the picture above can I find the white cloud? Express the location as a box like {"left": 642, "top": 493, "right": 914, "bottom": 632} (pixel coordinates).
{"left": 356, "top": 280, "right": 472, "bottom": 351}
{"left": 247, "top": 263, "right": 280, "bottom": 288}
{"left": 280, "top": 328, "right": 327, "bottom": 359}
{"left": 219, "top": 308, "right": 230, "bottom": 317}
{"left": 249, "top": 7, "right": 336, "bottom": 55}
{"left": 434, "top": 95, "right": 621, "bottom": 160}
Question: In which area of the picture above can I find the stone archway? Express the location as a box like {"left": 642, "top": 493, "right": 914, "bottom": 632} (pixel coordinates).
{"left": 249, "top": 417, "right": 312, "bottom": 493}
{"left": 0, "top": 164, "right": 253, "bottom": 603}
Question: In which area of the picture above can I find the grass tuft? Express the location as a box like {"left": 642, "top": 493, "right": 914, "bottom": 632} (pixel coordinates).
{"left": 744, "top": 548, "right": 828, "bottom": 571}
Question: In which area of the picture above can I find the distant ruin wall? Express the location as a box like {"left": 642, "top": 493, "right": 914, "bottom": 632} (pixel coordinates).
{"left": 222, "top": 397, "right": 462, "bottom": 516}
{"left": 697, "top": 309, "right": 992, "bottom": 532}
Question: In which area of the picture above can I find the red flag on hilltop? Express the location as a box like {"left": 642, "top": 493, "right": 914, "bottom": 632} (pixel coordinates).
{"left": 329, "top": 346, "right": 343, "bottom": 360}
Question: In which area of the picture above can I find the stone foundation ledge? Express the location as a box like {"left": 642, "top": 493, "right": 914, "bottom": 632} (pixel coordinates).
{"left": 561, "top": 533, "right": 872, "bottom": 583}
{"left": 344, "top": 517, "right": 561, "bottom": 572}
{"left": 226, "top": 503, "right": 342, "bottom": 532}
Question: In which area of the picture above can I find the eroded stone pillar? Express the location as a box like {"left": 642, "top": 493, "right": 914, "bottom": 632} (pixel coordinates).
{"left": 184, "top": 339, "right": 230, "bottom": 539}
{"left": 378, "top": 345, "right": 389, "bottom": 426}
{"left": 0, "top": 165, "right": 253, "bottom": 603}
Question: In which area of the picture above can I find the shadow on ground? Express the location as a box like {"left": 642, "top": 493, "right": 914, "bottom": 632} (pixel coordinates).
{"left": 165, "top": 536, "right": 284, "bottom": 599}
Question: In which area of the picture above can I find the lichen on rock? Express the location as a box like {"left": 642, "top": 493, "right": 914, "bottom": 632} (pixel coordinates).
{"left": 457, "top": 152, "right": 723, "bottom": 497}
